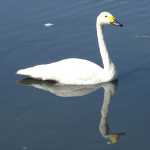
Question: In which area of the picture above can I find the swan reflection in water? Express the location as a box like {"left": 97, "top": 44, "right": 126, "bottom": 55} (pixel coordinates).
{"left": 18, "top": 78, "right": 125, "bottom": 144}
{"left": 99, "top": 81, "right": 125, "bottom": 144}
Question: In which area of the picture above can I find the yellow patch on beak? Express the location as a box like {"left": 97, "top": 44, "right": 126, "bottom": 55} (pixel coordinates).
{"left": 108, "top": 16, "right": 116, "bottom": 24}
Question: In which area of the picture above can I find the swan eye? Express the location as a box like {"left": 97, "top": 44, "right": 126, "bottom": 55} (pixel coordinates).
{"left": 105, "top": 15, "right": 108, "bottom": 18}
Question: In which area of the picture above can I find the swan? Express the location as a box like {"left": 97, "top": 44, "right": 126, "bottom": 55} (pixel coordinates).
{"left": 16, "top": 11, "right": 123, "bottom": 85}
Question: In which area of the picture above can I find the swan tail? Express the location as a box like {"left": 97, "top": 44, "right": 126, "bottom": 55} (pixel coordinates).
{"left": 16, "top": 68, "right": 37, "bottom": 78}
{"left": 17, "top": 69, "right": 29, "bottom": 75}
{"left": 16, "top": 64, "right": 59, "bottom": 81}
{"left": 16, "top": 65, "right": 46, "bottom": 80}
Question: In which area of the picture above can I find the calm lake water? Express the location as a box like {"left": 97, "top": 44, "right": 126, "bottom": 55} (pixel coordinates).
{"left": 1, "top": 0, "right": 150, "bottom": 149}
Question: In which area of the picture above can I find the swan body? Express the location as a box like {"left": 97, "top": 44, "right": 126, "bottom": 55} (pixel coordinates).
{"left": 16, "top": 11, "right": 123, "bottom": 85}
{"left": 17, "top": 58, "right": 116, "bottom": 84}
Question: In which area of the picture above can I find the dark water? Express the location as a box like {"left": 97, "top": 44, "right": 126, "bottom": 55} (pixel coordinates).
{"left": 1, "top": 0, "right": 150, "bottom": 149}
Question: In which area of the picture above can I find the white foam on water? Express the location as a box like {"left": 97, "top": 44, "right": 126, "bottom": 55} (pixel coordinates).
{"left": 44, "top": 23, "right": 54, "bottom": 27}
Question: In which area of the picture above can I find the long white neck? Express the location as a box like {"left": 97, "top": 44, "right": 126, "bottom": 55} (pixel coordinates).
{"left": 96, "top": 21, "right": 112, "bottom": 70}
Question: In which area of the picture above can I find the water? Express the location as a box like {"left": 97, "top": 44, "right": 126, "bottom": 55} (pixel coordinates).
{"left": 1, "top": 0, "right": 150, "bottom": 149}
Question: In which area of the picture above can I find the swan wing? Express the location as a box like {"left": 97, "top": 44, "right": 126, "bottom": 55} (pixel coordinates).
{"left": 17, "top": 58, "right": 104, "bottom": 84}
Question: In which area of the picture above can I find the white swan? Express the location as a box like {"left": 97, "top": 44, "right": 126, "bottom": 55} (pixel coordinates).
{"left": 16, "top": 11, "right": 123, "bottom": 85}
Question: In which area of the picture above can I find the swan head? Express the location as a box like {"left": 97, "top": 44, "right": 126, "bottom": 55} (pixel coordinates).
{"left": 97, "top": 11, "right": 123, "bottom": 27}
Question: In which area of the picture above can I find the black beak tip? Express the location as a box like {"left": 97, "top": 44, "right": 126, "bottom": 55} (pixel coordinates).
{"left": 119, "top": 24, "right": 123, "bottom": 27}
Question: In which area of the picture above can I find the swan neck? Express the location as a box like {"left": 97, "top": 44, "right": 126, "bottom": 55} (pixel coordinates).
{"left": 96, "top": 22, "right": 112, "bottom": 69}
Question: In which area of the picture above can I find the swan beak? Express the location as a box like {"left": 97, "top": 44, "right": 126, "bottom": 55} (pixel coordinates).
{"left": 109, "top": 16, "right": 123, "bottom": 27}
{"left": 112, "top": 20, "right": 123, "bottom": 27}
